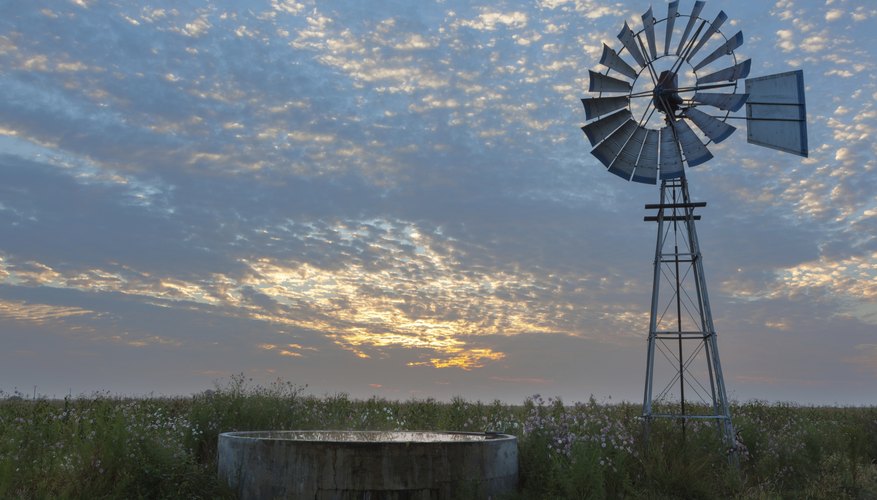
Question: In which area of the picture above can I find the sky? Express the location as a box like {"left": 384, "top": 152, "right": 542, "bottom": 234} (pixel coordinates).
{"left": 0, "top": 0, "right": 874, "bottom": 405}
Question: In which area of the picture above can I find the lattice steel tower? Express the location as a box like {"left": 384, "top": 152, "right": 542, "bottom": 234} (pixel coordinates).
{"left": 642, "top": 176, "right": 732, "bottom": 442}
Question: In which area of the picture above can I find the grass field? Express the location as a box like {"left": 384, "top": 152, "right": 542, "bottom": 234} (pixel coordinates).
{"left": 2, "top": 375, "right": 875, "bottom": 498}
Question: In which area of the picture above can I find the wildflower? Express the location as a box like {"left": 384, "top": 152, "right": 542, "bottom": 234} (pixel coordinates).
{"left": 727, "top": 431, "right": 749, "bottom": 460}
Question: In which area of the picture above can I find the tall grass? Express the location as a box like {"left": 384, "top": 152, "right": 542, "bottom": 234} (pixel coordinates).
{"left": 1, "top": 376, "right": 875, "bottom": 498}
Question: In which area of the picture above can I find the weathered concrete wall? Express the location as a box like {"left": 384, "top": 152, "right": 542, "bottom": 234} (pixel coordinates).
{"left": 218, "top": 431, "right": 518, "bottom": 499}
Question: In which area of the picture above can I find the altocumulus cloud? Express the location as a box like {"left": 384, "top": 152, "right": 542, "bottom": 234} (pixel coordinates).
{"left": 0, "top": 0, "right": 874, "bottom": 403}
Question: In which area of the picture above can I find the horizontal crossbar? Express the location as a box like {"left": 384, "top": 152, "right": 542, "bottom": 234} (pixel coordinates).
{"left": 644, "top": 215, "right": 701, "bottom": 222}
{"left": 659, "top": 257, "right": 695, "bottom": 263}
{"left": 651, "top": 331, "right": 714, "bottom": 339}
{"left": 645, "top": 414, "right": 731, "bottom": 420}
{"left": 644, "top": 202, "right": 706, "bottom": 209}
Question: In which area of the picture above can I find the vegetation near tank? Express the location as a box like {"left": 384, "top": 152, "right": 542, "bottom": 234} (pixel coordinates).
{"left": 1, "top": 375, "right": 875, "bottom": 498}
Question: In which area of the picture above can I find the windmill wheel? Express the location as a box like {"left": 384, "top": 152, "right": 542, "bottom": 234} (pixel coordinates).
{"left": 581, "top": 1, "right": 751, "bottom": 184}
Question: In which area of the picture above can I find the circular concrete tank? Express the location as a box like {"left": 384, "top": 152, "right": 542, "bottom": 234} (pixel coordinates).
{"left": 217, "top": 430, "right": 518, "bottom": 499}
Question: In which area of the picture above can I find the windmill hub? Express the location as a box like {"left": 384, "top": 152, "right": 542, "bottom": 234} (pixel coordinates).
{"left": 627, "top": 58, "right": 696, "bottom": 129}
{"left": 653, "top": 70, "right": 684, "bottom": 119}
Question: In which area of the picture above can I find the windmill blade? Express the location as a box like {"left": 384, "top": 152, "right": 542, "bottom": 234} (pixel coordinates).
{"left": 632, "top": 129, "right": 659, "bottom": 184}
{"left": 599, "top": 44, "right": 638, "bottom": 79}
{"left": 642, "top": 7, "right": 658, "bottom": 61}
{"left": 692, "top": 92, "right": 748, "bottom": 111}
{"left": 676, "top": 0, "right": 705, "bottom": 56}
{"left": 592, "top": 120, "right": 637, "bottom": 174}
{"left": 581, "top": 109, "right": 632, "bottom": 146}
{"left": 659, "top": 127, "right": 684, "bottom": 179}
{"left": 581, "top": 96, "right": 630, "bottom": 120}
{"left": 692, "top": 31, "right": 743, "bottom": 71}
{"left": 618, "top": 21, "right": 648, "bottom": 67}
{"left": 686, "top": 11, "right": 728, "bottom": 63}
{"left": 609, "top": 124, "right": 648, "bottom": 180}
{"left": 684, "top": 107, "right": 736, "bottom": 143}
{"left": 697, "top": 59, "right": 751, "bottom": 84}
{"left": 664, "top": 1, "right": 679, "bottom": 56}
{"left": 589, "top": 70, "right": 633, "bottom": 93}
{"left": 593, "top": 119, "right": 636, "bottom": 167}
{"left": 673, "top": 119, "right": 713, "bottom": 166}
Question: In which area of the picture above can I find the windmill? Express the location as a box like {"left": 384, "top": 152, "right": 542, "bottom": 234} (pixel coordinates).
{"left": 580, "top": 1, "right": 808, "bottom": 451}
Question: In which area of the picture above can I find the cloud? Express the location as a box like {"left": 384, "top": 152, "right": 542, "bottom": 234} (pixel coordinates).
{"left": 0, "top": 298, "right": 94, "bottom": 325}
{"left": 182, "top": 16, "right": 211, "bottom": 37}
{"left": 454, "top": 11, "right": 528, "bottom": 31}
{"left": 0, "top": 0, "right": 874, "bottom": 403}
{"left": 824, "top": 9, "right": 844, "bottom": 22}
{"left": 773, "top": 253, "right": 877, "bottom": 304}
{"left": 271, "top": 1, "right": 305, "bottom": 15}
{"left": 776, "top": 29, "right": 796, "bottom": 52}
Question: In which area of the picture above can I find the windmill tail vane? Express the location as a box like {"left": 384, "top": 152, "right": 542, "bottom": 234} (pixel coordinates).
{"left": 579, "top": 1, "right": 809, "bottom": 458}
